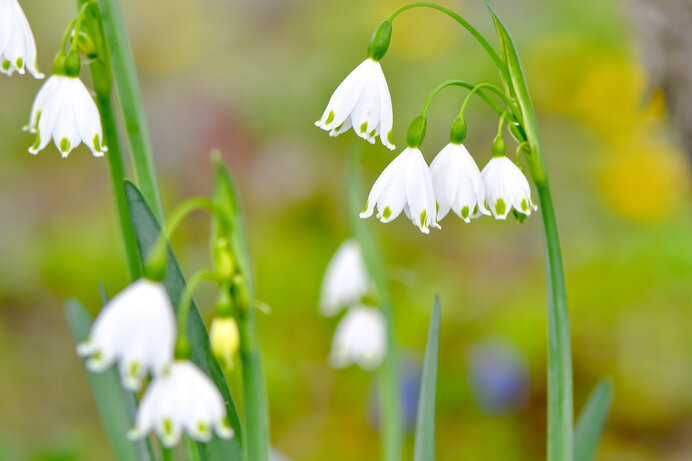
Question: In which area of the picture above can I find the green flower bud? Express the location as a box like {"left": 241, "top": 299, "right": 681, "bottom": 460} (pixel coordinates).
{"left": 210, "top": 317, "right": 240, "bottom": 371}
{"left": 64, "top": 50, "right": 81, "bottom": 77}
{"left": 215, "top": 289, "right": 234, "bottom": 318}
{"left": 492, "top": 135, "right": 506, "bottom": 158}
{"left": 174, "top": 335, "right": 191, "bottom": 360}
{"left": 406, "top": 115, "right": 427, "bottom": 148}
{"left": 52, "top": 55, "right": 66, "bottom": 75}
{"left": 74, "top": 31, "right": 96, "bottom": 58}
{"left": 367, "top": 20, "right": 392, "bottom": 61}
{"left": 231, "top": 275, "right": 251, "bottom": 311}
{"left": 212, "top": 237, "right": 235, "bottom": 280}
{"left": 450, "top": 116, "right": 467, "bottom": 144}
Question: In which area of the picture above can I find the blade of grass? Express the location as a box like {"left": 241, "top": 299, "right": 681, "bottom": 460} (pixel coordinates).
{"left": 413, "top": 296, "right": 441, "bottom": 461}
{"left": 574, "top": 379, "right": 613, "bottom": 461}
{"left": 65, "top": 299, "right": 153, "bottom": 461}
{"left": 125, "top": 181, "right": 244, "bottom": 460}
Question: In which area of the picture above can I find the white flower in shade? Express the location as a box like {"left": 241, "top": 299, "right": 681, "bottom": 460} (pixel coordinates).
{"left": 431, "top": 143, "right": 491, "bottom": 223}
{"left": 315, "top": 58, "right": 395, "bottom": 150}
{"left": 330, "top": 306, "right": 385, "bottom": 371}
{"left": 128, "top": 360, "right": 234, "bottom": 447}
{"left": 481, "top": 156, "right": 537, "bottom": 220}
{"left": 77, "top": 279, "right": 176, "bottom": 392}
{"left": 25, "top": 75, "right": 107, "bottom": 157}
{"left": 319, "top": 239, "right": 372, "bottom": 316}
{"left": 0, "top": 0, "right": 43, "bottom": 78}
{"left": 360, "top": 147, "right": 440, "bottom": 234}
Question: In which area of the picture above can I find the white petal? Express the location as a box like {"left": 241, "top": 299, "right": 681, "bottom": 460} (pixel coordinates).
{"left": 316, "top": 59, "right": 371, "bottom": 131}
{"left": 319, "top": 240, "right": 372, "bottom": 316}
{"left": 360, "top": 149, "right": 407, "bottom": 218}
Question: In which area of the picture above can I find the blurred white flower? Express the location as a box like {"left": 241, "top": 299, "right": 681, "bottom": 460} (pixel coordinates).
{"left": 128, "top": 360, "right": 234, "bottom": 447}
{"left": 431, "top": 143, "right": 490, "bottom": 222}
{"left": 77, "top": 279, "right": 176, "bottom": 392}
{"left": 330, "top": 306, "right": 385, "bottom": 370}
{"left": 0, "top": 0, "right": 43, "bottom": 78}
{"left": 25, "top": 75, "right": 107, "bottom": 157}
{"left": 319, "top": 240, "right": 371, "bottom": 316}
{"left": 315, "top": 58, "right": 395, "bottom": 150}
{"left": 360, "top": 147, "right": 439, "bottom": 234}
{"left": 481, "top": 156, "right": 537, "bottom": 220}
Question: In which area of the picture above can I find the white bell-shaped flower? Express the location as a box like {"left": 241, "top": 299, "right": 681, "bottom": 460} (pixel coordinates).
{"left": 25, "top": 75, "right": 107, "bottom": 157}
{"left": 430, "top": 143, "right": 490, "bottom": 222}
{"left": 0, "top": 0, "right": 43, "bottom": 78}
{"left": 481, "top": 156, "right": 537, "bottom": 220}
{"left": 77, "top": 279, "right": 176, "bottom": 392}
{"left": 128, "top": 360, "right": 234, "bottom": 447}
{"left": 315, "top": 58, "right": 395, "bottom": 150}
{"left": 360, "top": 147, "right": 439, "bottom": 234}
{"left": 319, "top": 239, "right": 372, "bottom": 316}
{"left": 330, "top": 306, "right": 385, "bottom": 371}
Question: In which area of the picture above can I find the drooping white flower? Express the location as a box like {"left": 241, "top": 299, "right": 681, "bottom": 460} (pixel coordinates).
{"left": 77, "top": 279, "right": 176, "bottom": 392}
{"left": 430, "top": 143, "right": 491, "bottom": 223}
{"left": 128, "top": 360, "right": 234, "bottom": 447}
{"left": 319, "top": 239, "right": 372, "bottom": 316}
{"left": 360, "top": 147, "right": 439, "bottom": 234}
{"left": 481, "top": 156, "right": 537, "bottom": 220}
{"left": 315, "top": 58, "right": 395, "bottom": 150}
{"left": 0, "top": 0, "right": 43, "bottom": 78}
{"left": 330, "top": 306, "right": 385, "bottom": 371}
{"left": 25, "top": 75, "right": 107, "bottom": 157}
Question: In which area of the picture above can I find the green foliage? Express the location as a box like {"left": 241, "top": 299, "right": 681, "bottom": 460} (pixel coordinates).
{"left": 574, "top": 379, "right": 613, "bottom": 461}
{"left": 413, "top": 296, "right": 442, "bottom": 461}
{"left": 124, "top": 181, "right": 244, "bottom": 461}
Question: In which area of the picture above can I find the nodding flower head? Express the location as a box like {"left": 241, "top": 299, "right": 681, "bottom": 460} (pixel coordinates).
{"left": 315, "top": 58, "right": 395, "bottom": 150}
{"left": 319, "top": 239, "right": 372, "bottom": 316}
{"left": 0, "top": 0, "right": 43, "bottom": 78}
{"left": 430, "top": 142, "right": 490, "bottom": 223}
{"left": 77, "top": 279, "right": 176, "bottom": 392}
{"left": 330, "top": 306, "right": 386, "bottom": 371}
{"left": 25, "top": 75, "right": 107, "bottom": 157}
{"left": 128, "top": 360, "right": 234, "bottom": 447}
{"left": 481, "top": 156, "right": 537, "bottom": 220}
{"left": 360, "top": 147, "right": 440, "bottom": 234}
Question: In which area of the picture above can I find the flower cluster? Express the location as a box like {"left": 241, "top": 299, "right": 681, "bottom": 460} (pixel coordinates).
{"left": 319, "top": 240, "right": 385, "bottom": 370}
{"left": 77, "top": 279, "right": 234, "bottom": 447}
{"left": 2, "top": 0, "right": 107, "bottom": 157}
{"left": 315, "top": 22, "right": 537, "bottom": 234}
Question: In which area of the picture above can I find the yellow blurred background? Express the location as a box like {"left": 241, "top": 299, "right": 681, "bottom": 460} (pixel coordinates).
{"left": 0, "top": 0, "right": 690, "bottom": 460}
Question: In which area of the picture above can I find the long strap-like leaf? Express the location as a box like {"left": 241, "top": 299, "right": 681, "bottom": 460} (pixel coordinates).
{"left": 414, "top": 296, "right": 442, "bottom": 461}
{"left": 574, "top": 379, "right": 613, "bottom": 461}
{"left": 125, "top": 181, "right": 244, "bottom": 460}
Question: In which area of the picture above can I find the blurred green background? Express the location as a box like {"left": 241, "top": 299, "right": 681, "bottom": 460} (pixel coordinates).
{"left": 1, "top": 0, "right": 691, "bottom": 460}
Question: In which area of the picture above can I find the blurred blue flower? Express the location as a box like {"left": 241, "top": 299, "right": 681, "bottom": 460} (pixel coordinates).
{"left": 468, "top": 340, "right": 529, "bottom": 415}
{"left": 368, "top": 356, "right": 422, "bottom": 433}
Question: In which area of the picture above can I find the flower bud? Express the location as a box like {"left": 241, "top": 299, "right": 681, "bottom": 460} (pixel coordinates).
{"left": 210, "top": 317, "right": 240, "bottom": 371}
{"left": 450, "top": 116, "right": 467, "bottom": 144}
{"left": 212, "top": 238, "right": 235, "bottom": 280}
{"left": 231, "top": 276, "right": 252, "bottom": 311}
{"left": 74, "top": 31, "right": 96, "bottom": 58}
{"left": 64, "top": 50, "right": 81, "bottom": 77}
{"left": 215, "top": 288, "right": 234, "bottom": 317}
{"left": 406, "top": 115, "right": 427, "bottom": 148}
{"left": 367, "top": 20, "right": 392, "bottom": 61}
{"left": 144, "top": 243, "right": 168, "bottom": 282}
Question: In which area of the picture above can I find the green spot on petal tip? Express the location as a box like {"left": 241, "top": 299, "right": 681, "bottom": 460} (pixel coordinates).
{"left": 325, "top": 110, "right": 335, "bottom": 125}
{"left": 495, "top": 199, "right": 506, "bottom": 216}
{"left": 383, "top": 206, "right": 391, "bottom": 219}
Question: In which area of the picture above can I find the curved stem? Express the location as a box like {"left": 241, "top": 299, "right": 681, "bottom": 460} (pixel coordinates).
{"left": 458, "top": 82, "right": 519, "bottom": 121}
{"left": 176, "top": 270, "right": 218, "bottom": 351}
{"left": 421, "top": 80, "right": 505, "bottom": 117}
{"left": 387, "top": 2, "right": 509, "bottom": 83}
{"left": 97, "top": 0, "right": 165, "bottom": 221}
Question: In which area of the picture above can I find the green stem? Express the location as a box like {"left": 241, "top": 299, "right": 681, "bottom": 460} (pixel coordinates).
{"left": 347, "top": 142, "right": 402, "bottom": 461}
{"left": 536, "top": 179, "right": 573, "bottom": 461}
{"left": 97, "top": 0, "right": 164, "bottom": 221}
{"left": 175, "top": 270, "right": 218, "bottom": 354}
{"left": 420, "top": 80, "right": 506, "bottom": 117}
{"left": 387, "top": 2, "right": 510, "bottom": 83}
{"left": 458, "top": 82, "right": 520, "bottom": 121}
{"left": 96, "top": 93, "right": 142, "bottom": 280}
{"left": 237, "top": 305, "right": 271, "bottom": 461}
{"left": 184, "top": 436, "right": 202, "bottom": 461}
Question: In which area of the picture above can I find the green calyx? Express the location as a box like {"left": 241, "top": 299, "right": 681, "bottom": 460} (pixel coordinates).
{"left": 144, "top": 241, "right": 168, "bottom": 282}
{"left": 492, "top": 135, "right": 506, "bottom": 158}
{"left": 52, "top": 55, "right": 66, "bottom": 76}
{"left": 64, "top": 51, "right": 81, "bottom": 77}
{"left": 450, "top": 116, "right": 467, "bottom": 144}
{"left": 174, "top": 336, "right": 191, "bottom": 360}
{"left": 215, "top": 288, "right": 234, "bottom": 318}
{"left": 407, "top": 115, "right": 427, "bottom": 148}
{"left": 367, "top": 20, "right": 392, "bottom": 61}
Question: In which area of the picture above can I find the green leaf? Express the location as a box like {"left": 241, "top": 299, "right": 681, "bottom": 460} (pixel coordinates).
{"left": 124, "top": 181, "right": 244, "bottom": 461}
{"left": 211, "top": 156, "right": 271, "bottom": 461}
{"left": 413, "top": 295, "right": 442, "bottom": 461}
{"left": 64, "top": 299, "right": 154, "bottom": 461}
{"left": 574, "top": 379, "right": 613, "bottom": 461}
